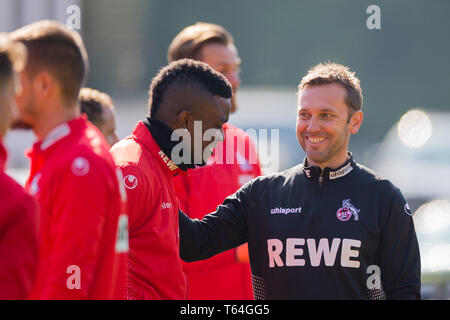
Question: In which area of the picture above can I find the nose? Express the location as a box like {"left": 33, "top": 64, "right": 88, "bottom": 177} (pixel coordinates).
{"left": 306, "top": 115, "right": 321, "bottom": 132}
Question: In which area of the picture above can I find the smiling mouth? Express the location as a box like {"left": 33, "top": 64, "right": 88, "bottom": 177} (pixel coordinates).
{"left": 306, "top": 136, "right": 328, "bottom": 144}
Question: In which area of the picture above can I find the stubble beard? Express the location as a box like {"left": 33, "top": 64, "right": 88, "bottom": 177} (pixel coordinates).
{"left": 301, "top": 125, "right": 350, "bottom": 168}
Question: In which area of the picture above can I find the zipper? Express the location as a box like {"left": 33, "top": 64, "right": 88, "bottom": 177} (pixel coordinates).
{"left": 316, "top": 173, "right": 324, "bottom": 221}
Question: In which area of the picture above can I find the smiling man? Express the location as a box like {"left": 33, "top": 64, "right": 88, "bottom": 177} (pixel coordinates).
{"left": 179, "top": 62, "right": 421, "bottom": 299}
{"left": 111, "top": 59, "right": 232, "bottom": 300}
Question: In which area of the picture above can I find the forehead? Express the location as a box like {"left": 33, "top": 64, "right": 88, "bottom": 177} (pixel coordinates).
{"left": 177, "top": 85, "right": 229, "bottom": 122}
{"left": 194, "top": 94, "right": 230, "bottom": 122}
{"left": 199, "top": 43, "right": 240, "bottom": 66}
{"left": 298, "top": 83, "right": 347, "bottom": 111}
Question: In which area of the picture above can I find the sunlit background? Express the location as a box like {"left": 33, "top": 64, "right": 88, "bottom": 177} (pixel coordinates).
{"left": 1, "top": 0, "right": 450, "bottom": 299}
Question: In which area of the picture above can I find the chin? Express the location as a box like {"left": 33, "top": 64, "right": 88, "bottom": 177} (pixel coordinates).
{"left": 305, "top": 150, "right": 329, "bottom": 164}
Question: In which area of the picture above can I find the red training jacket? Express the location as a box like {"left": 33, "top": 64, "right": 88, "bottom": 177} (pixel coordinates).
{"left": 173, "top": 122, "right": 262, "bottom": 299}
{"left": 0, "top": 142, "right": 39, "bottom": 299}
{"left": 111, "top": 121, "right": 188, "bottom": 300}
{"left": 26, "top": 117, "right": 128, "bottom": 300}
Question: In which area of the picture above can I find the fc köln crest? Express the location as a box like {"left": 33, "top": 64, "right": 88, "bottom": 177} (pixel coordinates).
{"left": 336, "top": 199, "right": 360, "bottom": 221}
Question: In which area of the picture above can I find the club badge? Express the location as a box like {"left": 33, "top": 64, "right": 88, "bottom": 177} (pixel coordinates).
{"left": 336, "top": 199, "right": 360, "bottom": 222}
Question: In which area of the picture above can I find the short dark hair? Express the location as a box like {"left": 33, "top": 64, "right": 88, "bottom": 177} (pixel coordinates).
{"left": 148, "top": 58, "right": 232, "bottom": 117}
{"left": 10, "top": 20, "right": 88, "bottom": 105}
{"left": 298, "top": 62, "right": 363, "bottom": 114}
{"left": 0, "top": 34, "right": 27, "bottom": 86}
{"left": 79, "top": 87, "right": 114, "bottom": 126}
{"left": 167, "top": 22, "right": 234, "bottom": 63}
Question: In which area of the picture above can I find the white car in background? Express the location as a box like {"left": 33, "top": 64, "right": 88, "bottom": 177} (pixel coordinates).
{"left": 372, "top": 110, "right": 450, "bottom": 299}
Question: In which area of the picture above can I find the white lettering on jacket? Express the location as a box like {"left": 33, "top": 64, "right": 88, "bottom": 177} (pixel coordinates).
{"left": 267, "top": 238, "right": 361, "bottom": 269}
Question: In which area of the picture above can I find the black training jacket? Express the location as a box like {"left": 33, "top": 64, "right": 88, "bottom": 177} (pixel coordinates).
{"left": 179, "top": 155, "right": 421, "bottom": 299}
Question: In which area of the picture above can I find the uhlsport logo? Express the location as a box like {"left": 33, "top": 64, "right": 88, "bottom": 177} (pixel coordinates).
{"left": 336, "top": 199, "right": 360, "bottom": 222}
{"left": 270, "top": 206, "right": 302, "bottom": 215}
{"left": 123, "top": 175, "right": 138, "bottom": 190}
{"left": 71, "top": 157, "right": 90, "bottom": 176}
{"left": 404, "top": 203, "right": 412, "bottom": 216}
{"left": 161, "top": 202, "right": 172, "bottom": 210}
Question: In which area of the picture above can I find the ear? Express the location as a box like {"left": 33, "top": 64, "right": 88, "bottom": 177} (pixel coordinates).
{"left": 176, "top": 110, "right": 193, "bottom": 131}
{"left": 349, "top": 110, "right": 363, "bottom": 135}
{"left": 32, "top": 71, "right": 53, "bottom": 99}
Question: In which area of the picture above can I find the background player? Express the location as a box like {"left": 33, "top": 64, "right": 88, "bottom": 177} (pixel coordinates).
{"left": 10, "top": 21, "right": 128, "bottom": 299}
{"left": 168, "top": 22, "right": 261, "bottom": 300}
{"left": 0, "top": 34, "right": 38, "bottom": 300}
{"left": 79, "top": 87, "right": 119, "bottom": 147}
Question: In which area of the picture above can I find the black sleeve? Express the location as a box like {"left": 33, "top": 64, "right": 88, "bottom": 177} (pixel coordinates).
{"left": 379, "top": 182, "right": 421, "bottom": 299}
{"left": 179, "top": 181, "right": 251, "bottom": 262}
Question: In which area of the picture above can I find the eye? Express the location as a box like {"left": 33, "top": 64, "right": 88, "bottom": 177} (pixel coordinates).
{"left": 298, "top": 112, "right": 310, "bottom": 120}
{"left": 321, "top": 113, "right": 334, "bottom": 119}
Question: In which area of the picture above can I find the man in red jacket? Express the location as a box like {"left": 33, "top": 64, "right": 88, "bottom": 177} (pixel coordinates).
{"left": 10, "top": 21, "right": 128, "bottom": 300}
{"left": 168, "top": 22, "right": 261, "bottom": 299}
{"left": 111, "top": 59, "right": 232, "bottom": 299}
{"left": 0, "top": 34, "right": 39, "bottom": 300}
{"left": 79, "top": 87, "right": 119, "bottom": 147}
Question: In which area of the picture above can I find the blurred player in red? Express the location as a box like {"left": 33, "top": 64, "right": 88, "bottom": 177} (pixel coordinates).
{"left": 111, "top": 59, "right": 232, "bottom": 299}
{"left": 79, "top": 87, "right": 119, "bottom": 147}
{"left": 168, "top": 22, "right": 261, "bottom": 299}
{"left": 10, "top": 21, "right": 128, "bottom": 300}
{"left": 0, "top": 34, "right": 39, "bottom": 300}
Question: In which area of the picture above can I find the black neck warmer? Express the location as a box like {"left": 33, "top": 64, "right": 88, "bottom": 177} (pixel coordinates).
{"left": 143, "top": 117, "right": 196, "bottom": 171}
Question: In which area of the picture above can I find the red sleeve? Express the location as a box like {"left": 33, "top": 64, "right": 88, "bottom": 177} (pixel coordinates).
{"left": 39, "top": 157, "right": 113, "bottom": 299}
{"left": 0, "top": 182, "right": 39, "bottom": 300}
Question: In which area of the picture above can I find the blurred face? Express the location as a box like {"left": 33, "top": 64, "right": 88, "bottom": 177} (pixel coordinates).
{"left": 98, "top": 106, "right": 119, "bottom": 146}
{"left": 199, "top": 43, "right": 241, "bottom": 113}
{"left": 0, "top": 77, "right": 16, "bottom": 138}
{"left": 12, "top": 69, "right": 37, "bottom": 129}
{"left": 296, "top": 83, "right": 363, "bottom": 169}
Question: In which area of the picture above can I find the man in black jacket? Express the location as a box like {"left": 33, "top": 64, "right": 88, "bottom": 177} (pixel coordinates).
{"left": 179, "top": 62, "right": 421, "bottom": 300}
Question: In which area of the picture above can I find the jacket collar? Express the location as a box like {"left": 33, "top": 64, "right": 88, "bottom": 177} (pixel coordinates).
{"left": 132, "top": 121, "right": 185, "bottom": 177}
{"left": 32, "top": 117, "right": 87, "bottom": 153}
{"left": 25, "top": 117, "right": 89, "bottom": 188}
{"left": 302, "top": 152, "right": 355, "bottom": 181}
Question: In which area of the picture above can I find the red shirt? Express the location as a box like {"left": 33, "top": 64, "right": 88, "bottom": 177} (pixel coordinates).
{"left": 172, "top": 123, "right": 262, "bottom": 299}
{"left": 26, "top": 117, "right": 128, "bottom": 300}
{"left": 111, "top": 121, "right": 188, "bottom": 300}
{"left": 0, "top": 142, "right": 39, "bottom": 299}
